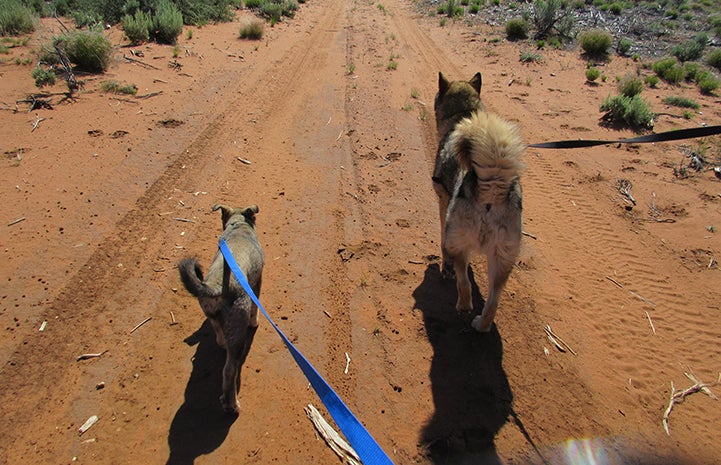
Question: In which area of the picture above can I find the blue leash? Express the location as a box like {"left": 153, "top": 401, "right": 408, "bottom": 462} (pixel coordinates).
{"left": 218, "top": 239, "right": 395, "bottom": 465}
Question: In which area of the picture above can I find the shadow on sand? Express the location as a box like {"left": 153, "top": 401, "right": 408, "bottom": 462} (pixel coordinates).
{"left": 166, "top": 319, "right": 257, "bottom": 465}
{"left": 413, "top": 263, "right": 515, "bottom": 465}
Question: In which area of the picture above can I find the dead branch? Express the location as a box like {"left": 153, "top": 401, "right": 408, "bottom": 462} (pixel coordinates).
{"left": 662, "top": 372, "right": 720, "bottom": 435}
{"left": 135, "top": 91, "right": 162, "bottom": 99}
{"left": 616, "top": 178, "right": 636, "bottom": 205}
{"left": 304, "top": 404, "right": 361, "bottom": 465}
{"left": 123, "top": 54, "right": 160, "bottom": 70}
{"left": 544, "top": 325, "right": 577, "bottom": 355}
{"left": 645, "top": 311, "right": 656, "bottom": 335}
{"left": 522, "top": 230, "right": 537, "bottom": 240}
{"left": 77, "top": 350, "right": 108, "bottom": 361}
{"left": 130, "top": 316, "right": 152, "bottom": 334}
{"left": 31, "top": 114, "right": 45, "bottom": 132}
{"left": 7, "top": 216, "right": 26, "bottom": 226}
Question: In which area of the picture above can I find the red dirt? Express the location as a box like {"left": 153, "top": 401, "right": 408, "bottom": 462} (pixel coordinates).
{"left": 2, "top": 1, "right": 720, "bottom": 464}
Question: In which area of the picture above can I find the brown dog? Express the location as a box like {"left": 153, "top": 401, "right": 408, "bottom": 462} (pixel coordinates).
{"left": 178, "top": 204, "right": 264, "bottom": 413}
{"left": 432, "top": 72, "right": 525, "bottom": 332}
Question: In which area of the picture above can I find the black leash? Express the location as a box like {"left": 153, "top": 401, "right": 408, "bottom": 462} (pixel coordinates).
{"left": 528, "top": 125, "right": 721, "bottom": 149}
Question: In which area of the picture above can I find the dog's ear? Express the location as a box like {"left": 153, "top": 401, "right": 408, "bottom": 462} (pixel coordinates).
{"left": 241, "top": 205, "right": 259, "bottom": 226}
{"left": 212, "top": 204, "right": 235, "bottom": 228}
{"left": 438, "top": 72, "right": 450, "bottom": 96}
{"left": 469, "top": 72, "right": 482, "bottom": 95}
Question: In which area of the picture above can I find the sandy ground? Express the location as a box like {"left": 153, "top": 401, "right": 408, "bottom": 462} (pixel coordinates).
{"left": 1, "top": 1, "right": 721, "bottom": 464}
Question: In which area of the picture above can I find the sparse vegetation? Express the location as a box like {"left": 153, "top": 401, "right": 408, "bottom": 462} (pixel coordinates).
{"left": 239, "top": 19, "right": 264, "bottom": 40}
{"left": 617, "top": 74, "right": 644, "bottom": 97}
{"left": 0, "top": 0, "right": 36, "bottom": 36}
{"left": 644, "top": 75, "right": 660, "bottom": 88}
{"left": 532, "top": 0, "right": 573, "bottom": 40}
{"left": 56, "top": 30, "right": 113, "bottom": 73}
{"left": 123, "top": 10, "right": 152, "bottom": 45}
{"left": 600, "top": 94, "right": 655, "bottom": 130}
{"left": 31, "top": 66, "right": 56, "bottom": 87}
{"left": 616, "top": 37, "right": 632, "bottom": 56}
{"left": 520, "top": 50, "right": 543, "bottom": 63}
{"left": 100, "top": 80, "right": 138, "bottom": 95}
{"left": 152, "top": 0, "right": 184, "bottom": 45}
{"left": 706, "top": 49, "right": 721, "bottom": 71}
{"left": 652, "top": 57, "right": 686, "bottom": 84}
{"left": 505, "top": 18, "right": 529, "bottom": 40}
{"left": 663, "top": 95, "right": 699, "bottom": 110}
{"left": 586, "top": 67, "right": 601, "bottom": 82}
{"left": 579, "top": 29, "right": 613, "bottom": 57}
{"left": 698, "top": 73, "right": 720, "bottom": 94}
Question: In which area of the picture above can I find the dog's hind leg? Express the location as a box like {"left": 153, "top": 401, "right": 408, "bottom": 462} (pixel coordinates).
{"left": 220, "top": 353, "right": 242, "bottom": 414}
{"left": 453, "top": 252, "right": 473, "bottom": 312}
{"left": 472, "top": 248, "right": 515, "bottom": 332}
{"left": 433, "top": 182, "right": 454, "bottom": 278}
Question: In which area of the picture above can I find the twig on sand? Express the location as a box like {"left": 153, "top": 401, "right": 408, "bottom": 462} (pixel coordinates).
{"left": 236, "top": 157, "right": 252, "bottom": 165}
{"left": 305, "top": 404, "right": 361, "bottom": 465}
{"left": 78, "top": 415, "right": 99, "bottom": 435}
{"left": 344, "top": 352, "right": 351, "bottom": 374}
{"left": 521, "top": 230, "right": 537, "bottom": 240}
{"left": 77, "top": 350, "right": 108, "bottom": 361}
{"left": 130, "top": 316, "right": 152, "bottom": 334}
{"left": 123, "top": 54, "right": 160, "bottom": 70}
{"left": 544, "top": 325, "right": 577, "bottom": 355}
{"left": 31, "top": 114, "right": 45, "bottom": 132}
{"left": 645, "top": 311, "right": 656, "bottom": 335}
{"left": 7, "top": 216, "right": 26, "bottom": 226}
{"left": 616, "top": 178, "right": 636, "bottom": 205}
{"left": 604, "top": 276, "right": 656, "bottom": 307}
{"left": 169, "top": 311, "right": 178, "bottom": 326}
{"left": 135, "top": 91, "right": 162, "bottom": 99}
{"left": 662, "top": 372, "right": 720, "bottom": 435}
{"left": 173, "top": 217, "right": 195, "bottom": 223}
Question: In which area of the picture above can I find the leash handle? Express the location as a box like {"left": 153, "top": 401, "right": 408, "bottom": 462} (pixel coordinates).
{"left": 218, "top": 239, "right": 395, "bottom": 465}
{"left": 528, "top": 124, "right": 721, "bottom": 149}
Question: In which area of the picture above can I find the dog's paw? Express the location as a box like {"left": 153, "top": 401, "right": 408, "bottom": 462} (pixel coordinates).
{"left": 441, "top": 265, "right": 456, "bottom": 280}
{"left": 471, "top": 315, "right": 492, "bottom": 333}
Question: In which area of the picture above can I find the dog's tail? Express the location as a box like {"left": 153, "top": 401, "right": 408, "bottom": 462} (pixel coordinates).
{"left": 178, "top": 258, "right": 219, "bottom": 298}
{"left": 450, "top": 111, "right": 524, "bottom": 200}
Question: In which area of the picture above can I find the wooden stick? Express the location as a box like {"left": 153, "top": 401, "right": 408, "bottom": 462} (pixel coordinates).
{"left": 521, "top": 230, "right": 537, "bottom": 240}
{"left": 662, "top": 373, "right": 720, "bottom": 435}
{"left": 77, "top": 350, "right": 108, "bottom": 361}
{"left": 7, "top": 216, "right": 26, "bottom": 226}
{"left": 304, "top": 404, "right": 361, "bottom": 465}
{"left": 173, "top": 217, "right": 195, "bottom": 223}
{"left": 169, "top": 311, "right": 177, "bottom": 326}
{"left": 31, "top": 115, "right": 45, "bottom": 132}
{"left": 123, "top": 54, "right": 160, "bottom": 70}
{"left": 544, "top": 325, "right": 577, "bottom": 355}
{"left": 645, "top": 311, "right": 656, "bottom": 335}
{"left": 130, "top": 316, "right": 152, "bottom": 334}
{"left": 344, "top": 352, "right": 351, "bottom": 374}
{"left": 605, "top": 275, "right": 623, "bottom": 288}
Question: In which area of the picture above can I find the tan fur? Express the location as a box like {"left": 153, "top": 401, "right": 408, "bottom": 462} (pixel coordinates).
{"left": 178, "top": 204, "right": 264, "bottom": 413}
{"left": 432, "top": 72, "right": 525, "bottom": 332}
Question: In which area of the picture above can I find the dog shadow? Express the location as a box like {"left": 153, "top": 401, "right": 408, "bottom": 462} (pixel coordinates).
{"left": 413, "top": 264, "right": 513, "bottom": 465}
{"left": 166, "top": 319, "right": 257, "bottom": 465}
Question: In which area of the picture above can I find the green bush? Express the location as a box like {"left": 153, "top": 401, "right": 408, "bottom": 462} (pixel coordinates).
{"left": 0, "top": 0, "right": 36, "bottom": 36}
{"left": 644, "top": 75, "right": 659, "bottom": 88}
{"left": 123, "top": 10, "right": 152, "bottom": 44}
{"left": 505, "top": 18, "right": 529, "bottom": 40}
{"left": 706, "top": 49, "right": 721, "bottom": 71}
{"left": 586, "top": 67, "right": 600, "bottom": 82}
{"left": 683, "top": 62, "right": 701, "bottom": 82}
{"left": 670, "top": 35, "right": 706, "bottom": 62}
{"left": 579, "top": 29, "right": 613, "bottom": 56}
{"left": 100, "top": 79, "right": 137, "bottom": 95}
{"left": 616, "top": 37, "right": 632, "bottom": 56}
{"left": 239, "top": 19, "right": 264, "bottom": 39}
{"left": 31, "top": 67, "right": 56, "bottom": 87}
{"left": 533, "top": 0, "right": 565, "bottom": 40}
{"left": 617, "top": 74, "right": 644, "bottom": 97}
{"left": 652, "top": 57, "right": 685, "bottom": 84}
{"left": 698, "top": 74, "right": 720, "bottom": 94}
{"left": 153, "top": 0, "right": 183, "bottom": 45}
{"left": 59, "top": 31, "right": 113, "bottom": 73}
{"left": 600, "top": 94, "right": 655, "bottom": 130}
{"left": 663, "top": 96, "right": 699, "bottom": 109}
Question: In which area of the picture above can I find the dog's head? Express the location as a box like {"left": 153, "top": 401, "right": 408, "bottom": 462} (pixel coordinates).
{"left": 434, "top": 72, "right": 484, "bottom": 139}
{"left": 212, "top": 204, "right": 259, "bottom": 230}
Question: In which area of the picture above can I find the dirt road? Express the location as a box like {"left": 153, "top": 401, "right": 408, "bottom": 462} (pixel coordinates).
{"left": 1, "top": 0, "right": 720, "bottom": 463}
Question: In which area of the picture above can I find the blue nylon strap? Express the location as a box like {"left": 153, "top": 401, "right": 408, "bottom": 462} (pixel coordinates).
{"left": 219, "top": 239, "right": 395, "bottom": 465}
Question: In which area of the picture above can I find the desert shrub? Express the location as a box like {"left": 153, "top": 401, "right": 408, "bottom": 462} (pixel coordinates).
{"left": 31, "top": 67, "right": 56, "bottom": 87}
{"left": 663, "top": 96, "right": 699, "bottom": 109}
{"left": 175, "top": 0, "right": 235, "bottom": 25}
{"left": 152, "top": 0, "right": 183, "bottom": 44}
{"left": 100, "top": 79, "right": 137, "bottom": 95}
{"left": 73, "top": 10, "right": 103, "bottom": 29}
{"left": 58, "top": 30, "right": 113, "bottom": 73}
{"left": 617, "top": 74, "right": 644, "bottom": 97}
{"left": 682, "top": 62, "right": 701, "bottom": 82}
{"left": 706, "top": 49, "right": 721, "bottom": 71}
{"left": 533, "top": 0, "right": 565, "bottom": 39}
{"left": 0, "top": 0, "right": 36, "bottom": 36}
{"left": 608, "top": 2, "right": 623, "bottom": 14}
{"left": 244, "top": 0, "right": 264, "bottom": 7}
{"left": 520, "top": 50, "right": 543, "bottom": 63}
{"left": 122, "top": 10, "right": 152, "bottom": 44}
{"left": 644, "top": 75, "right": 659, "bottom": 88}
{"left": 505, "top": 18, "right": 529, "bottom": 40}
{"left": 579, "top": 29, "right": 613, "bottom": 57}
{"left": 239, "top": 19, "right": 264, "bottom": 39}
{"left": 652, "top": 57, "right": 685, "bottom": 84}
{"left": 600, "top": 94, "right": 655, "bottom": 130}
{"left": 616, "top": 37, "right": 632, "bottom": 56}
{"left": 670, "top": 34, "right": 707, "bottom": 62}
{"left": 586, "top": 67, "right": 600, "bottom": 82}
{"left": 698, "top": 73, "right": 720, "bottom": 94}
{"left": 469, "top": 2, "right": 480, "bottom": 13}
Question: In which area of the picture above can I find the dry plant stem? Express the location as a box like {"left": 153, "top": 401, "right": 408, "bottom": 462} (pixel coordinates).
{"left": 544, "top": 325, "right": 577, "bottom": 355}
{"left": 123, "top": 54, "right": 160, "bottom": 70}
{"left": 130, "top": 316, "right": 152, "bottom": 334}
{"left": 77, "top": 350, "right": 108, "bottom": 361}
{"left": 645, "top": 311, "right": 656, "bottom": 335}
{"left": 304, "top": 404, "right": 361, "bottom": 465}
{"left": 662, "top": 373, "right": 721, "bottom": 435}
{"left": 7, "top": 217, "right": 26, "bottom": 226}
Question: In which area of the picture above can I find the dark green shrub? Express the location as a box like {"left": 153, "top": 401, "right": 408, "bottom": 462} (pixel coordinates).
{"left": 123, "top": 10, "right": 152, "bottom": 44}
{"left": 652, "top": 57, "right": 685, "bottom": 84}
{"left": 644, "top": 75, "right": 659, "bottom": 88}
{"left": 663, "top": 96, "right": 699, "bottom": 109}
{"left": 698, "top": 74, "right": 720, "bottom": 94}
{"left": 609, "top": 2, "right": 623, "bottom": 14}
{"left": 245, "top": 0, "right": 263, "bottom": 7}
{"left": 670, "top": 35, "right": 706, "bottom": 62}
{"left": 617, "top": 74, "right": 644, "bottom": 97}
{"left": 579, "top": 29, "right": 613, "bottom": 56}
{"left": 600, "top": 94, "right": 655, "bottom": 130}
{"left": 586, "top": 67, "right": 600, "bottom": 82}
{"left": 505, "top": 18, "right": 529, "bottom": 40}
{"left": 239, "top": 20, "right": 264, "bottom": 39}
{"left": 533, "top": 0, "right": 565, "bottom": 40}
{"left": 59, "top": 31, "right": 113, "bottom": 73}
{"left": 31, "top": 67, "right": 56, "bottom": 87}
{"left": 0, "top": 0, "right": 36, "bottom": 36}
{"left": 153, "top": 0, "right": 183, "bottom": 45}
{"left": 100, "top": 80, "right": 137, "bottom": 95}
{"left": 706, "top": 49, "right": 721, "bottom": 71}
{"left": 616, "top": 37, "right": 632, "bottom": 56}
